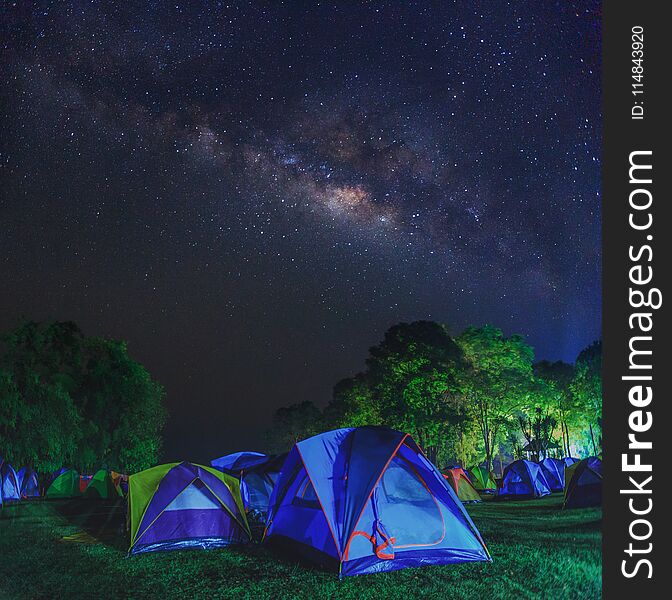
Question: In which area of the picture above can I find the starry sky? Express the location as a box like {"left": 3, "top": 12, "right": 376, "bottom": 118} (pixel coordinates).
{"left": 1, "top": 1, "right": 601, "bottom": 462}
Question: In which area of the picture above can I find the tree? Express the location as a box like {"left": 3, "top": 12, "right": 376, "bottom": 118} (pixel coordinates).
{"left": 0, "top": 367, "right": 82, "bottom": 476}
{"left": 323, "top": 373, "right": 380, "bottom": 429}
{"left": 343, "top": 321, "right": 467, "bottom": 463}
{"left": 517, "top": 406, "right": 557, "bottom": 461}
{"left": 73, "top": 335, "right": 166, "bottom": 473}
{"left": 504, "top": 429, "right": 525, "bottom": 462}
{"left": 25, "top": 375, "right": 83, "bottom": 474}
{"left": 266, "top": 400, "right": 324, "bottom": 453}
{"left": 571, "top": 340, "right": 602, "bottom": 455}
{"left": 533, "top": 360, "right": 576, "bottom": 456}
{"left": 0, "top": 321, "right": 167, "bottom": 474}
{"left": 0, "top": 370, "right": 23, "bottom": 461}
{"left": 456, "top": 325, "right": 536, "bottom": 471}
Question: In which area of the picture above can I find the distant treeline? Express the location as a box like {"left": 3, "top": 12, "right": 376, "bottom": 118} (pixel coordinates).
{"left": 0, "top": 321, "right": 166, "bottom": 476}
{"left": 0, "top": 320, "right": 601, "bottom": 479}
{"left": 265, "top": 321, "right": 602, "bottom": 472}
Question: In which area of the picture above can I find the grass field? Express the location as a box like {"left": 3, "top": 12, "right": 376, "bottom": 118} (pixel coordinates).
{"left": 0, "top": 495, "right": 600, "bottom": 600}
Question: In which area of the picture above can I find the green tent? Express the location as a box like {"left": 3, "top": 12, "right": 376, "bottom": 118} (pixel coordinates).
{"left": 84, "top": 469, "right": 123, "bottom": 499}
{"left": 467, "top": 466, "right": 497, "bottom": 493}
{"left": 46, "top": 469, "right": 80, "bottom": 498}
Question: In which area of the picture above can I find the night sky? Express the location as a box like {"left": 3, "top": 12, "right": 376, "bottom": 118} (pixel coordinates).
{"left": 1, "top": 2, "right": 601, "bottom": 462}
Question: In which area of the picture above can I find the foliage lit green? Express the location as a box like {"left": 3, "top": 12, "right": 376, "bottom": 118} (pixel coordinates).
{"left": 0, "top": 321, "right": 167, "bottom": 474}
{"left": 455, "top": 325, "right": 536, "bottom": 471}
{"left": 268, "top": 320, "right": 602, "bottom": 470}
{"left": 570, "top": 341, "right": 602, "bottom": 455}
{"left": 327, "top": 322, "right": 467, "bottom": 463}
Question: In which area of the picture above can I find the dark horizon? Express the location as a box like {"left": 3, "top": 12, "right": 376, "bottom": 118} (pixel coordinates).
{"left": 1, "top": 1, "right": 601, "bottom": 463}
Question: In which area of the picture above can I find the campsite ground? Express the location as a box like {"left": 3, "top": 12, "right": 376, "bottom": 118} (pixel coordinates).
{"left": 0, "top": 496, "right": 600, "bottom": 600}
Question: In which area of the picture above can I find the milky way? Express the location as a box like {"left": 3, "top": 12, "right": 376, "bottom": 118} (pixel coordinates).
{"left": 1, "top": 1, "right": 601, "bottom": 460}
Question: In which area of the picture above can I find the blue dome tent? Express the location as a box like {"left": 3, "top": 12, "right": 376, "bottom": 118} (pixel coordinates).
{"left": 211, "top": 452, "right": 270, "bottom": 473}
{"left": 1, "top": 461, "right": 21, "bottom": 504}
{"left": 17, "top": 467, "right": 40, "bottom": 498}
{"left": 211, "top": 452, "right": 285, "bottom": 517}
{"left": 264, "top": 427, "right": 491, "bottom": 577}
{"left": 498, "top": 460, "right": 551, "bottom": 499}
{"left": 540, "top": 457, "right": 565, "bottom": 492}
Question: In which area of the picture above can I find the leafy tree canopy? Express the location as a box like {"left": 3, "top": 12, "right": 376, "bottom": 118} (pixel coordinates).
{"left": 265, "top": 400, "right": 324, "bottom": 453}
{"left": 570, "top": 340, "right": 602, "bottom": 454}
{"left": 456, "top": 325, "right": 536, "bottom": 470}
{"left": 325, "top": 321, "right": 467, "bottom": 462}
{"left": 0, "top": 321, "right": 167, "bottom": 475}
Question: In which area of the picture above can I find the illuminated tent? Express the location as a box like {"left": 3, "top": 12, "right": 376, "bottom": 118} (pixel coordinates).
{"left": 46, "top": 468, "right": 81, "bottom": 498}
{"left": 498, "top": 460, "right": 551, "bottom": 499}
{"left": 443, "top": 468, "right": 481, "bottom": 502}
{"left": 264, "top": 427, "right": 491, "bottom": 577}
{"left": 540, "top": 457, "right": 565, "bottom": 492}
{"left": 564, "top": 456, "right": 602, "bottom": 508}
{"left": 467, "top": 466, "right": 497, "bottom": 493}
{"left": 563, "top": 457, "right": 579, "bottom": 468}
{"left": 211, "top": 451, "right": 285, "bottom": 517}
{"left": 17, "top": 467, "right": 40, "bottom": 498}
{"left": 84, "top": 469, "right": 123, "bottom": 499}
{"left": 1, "top": 461, "right": 21, "bottom": 504}
{"left": 128, "top": 462, "right": 251, "bottom": 554}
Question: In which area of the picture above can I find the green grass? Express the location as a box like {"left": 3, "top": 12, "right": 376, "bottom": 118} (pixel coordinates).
{"left": 0, "top": 496, "right": 600, "bottom": 600}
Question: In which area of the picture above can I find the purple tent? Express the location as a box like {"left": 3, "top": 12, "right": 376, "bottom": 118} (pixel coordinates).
{"left": 128, "top": 462, "right": 251, "bottom": 554}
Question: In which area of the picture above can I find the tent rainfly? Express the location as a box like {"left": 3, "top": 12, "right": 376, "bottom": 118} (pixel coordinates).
{"left": 84, "top": 469, "right": 123, "bottom": 499}
{"left": 498, "top": 460, "right": 551, "bottom": 499}
{"left": 264, "top": 427, "right": 491, "bottom": 577}
{"left": 128, "top": 462, "right": 251, "bottom": 554}
{"left": 17, "top": 467, "right": 40, "bottom": 498}
{"left": 1, "top": 461, "right": 21, "bottom": 504}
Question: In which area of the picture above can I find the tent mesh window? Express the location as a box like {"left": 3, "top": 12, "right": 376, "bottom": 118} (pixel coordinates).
{"left": 376, "top": 456, "right": 444, "bottom": 548}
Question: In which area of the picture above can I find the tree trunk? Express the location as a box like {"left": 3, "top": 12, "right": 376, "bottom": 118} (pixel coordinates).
{"left": 479, "top": 401, "right": 493, "bottom": 472}
{"left": 483, "top": 432, "right": 492, "bottom": 472}
{"left": 561, "top": 420, "right": 568, "bottom": 456}
{"left": 563, "top": 421, "right": 571, "bottom": 456}
{"left": 589, "top": 423, "right": 598, "bottom": 455}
